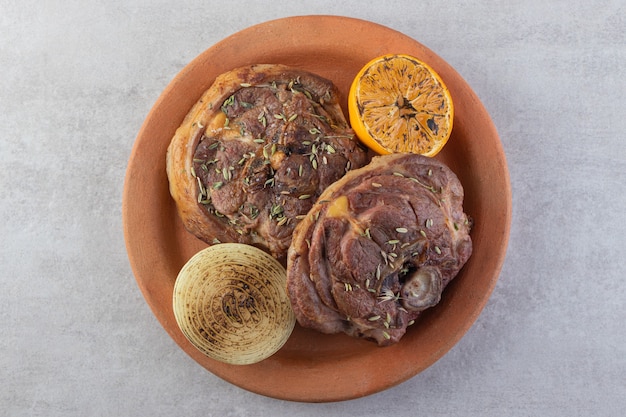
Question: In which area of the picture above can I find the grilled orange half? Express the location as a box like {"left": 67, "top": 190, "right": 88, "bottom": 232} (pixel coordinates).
{"left": 348, "top": 54, "right": 454, "bottom": 156}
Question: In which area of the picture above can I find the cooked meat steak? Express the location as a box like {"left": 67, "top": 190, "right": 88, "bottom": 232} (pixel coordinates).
{"left": 287, "top": 153, "right": 472, "bottom": 346}
{"left": 167, "top": 64, "right": 368, "bottom": 260}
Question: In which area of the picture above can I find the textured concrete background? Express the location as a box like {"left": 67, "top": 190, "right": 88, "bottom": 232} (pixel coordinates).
{"left": 2, "top": 0, "right": 625, "bottom": 415}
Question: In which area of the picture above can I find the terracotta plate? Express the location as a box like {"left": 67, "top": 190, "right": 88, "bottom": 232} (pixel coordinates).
{"left": 123, "top": 15, "right": 511, "bottom": 402}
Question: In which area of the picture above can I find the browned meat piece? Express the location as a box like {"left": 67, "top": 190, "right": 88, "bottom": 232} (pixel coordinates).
{"left": 167, "top": 64, "right": 368, "bottom": 260}
{"left": 287, "top": 153, "right": 472, "bottom": 346}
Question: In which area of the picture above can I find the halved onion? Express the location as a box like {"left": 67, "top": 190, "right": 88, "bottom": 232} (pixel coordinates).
{"left": 173, "top": 243, "right": 295, "bottom": 365}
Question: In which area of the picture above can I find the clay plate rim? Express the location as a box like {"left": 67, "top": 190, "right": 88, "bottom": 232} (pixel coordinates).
{"left": 122, "top": 15, "right": 511, "bottom": 402}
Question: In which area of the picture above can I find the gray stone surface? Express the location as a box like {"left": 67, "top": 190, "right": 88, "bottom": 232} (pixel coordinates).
{"left": 1, "top": 1, "right": 625, "bottom": 415}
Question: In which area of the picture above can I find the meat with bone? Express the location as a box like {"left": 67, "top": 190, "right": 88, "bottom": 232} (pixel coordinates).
{"left": 286, "top": 153, "right": 472, "bottom": 346}
{"left": 166, "top": 64, "right": 368, "bottom": 261}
